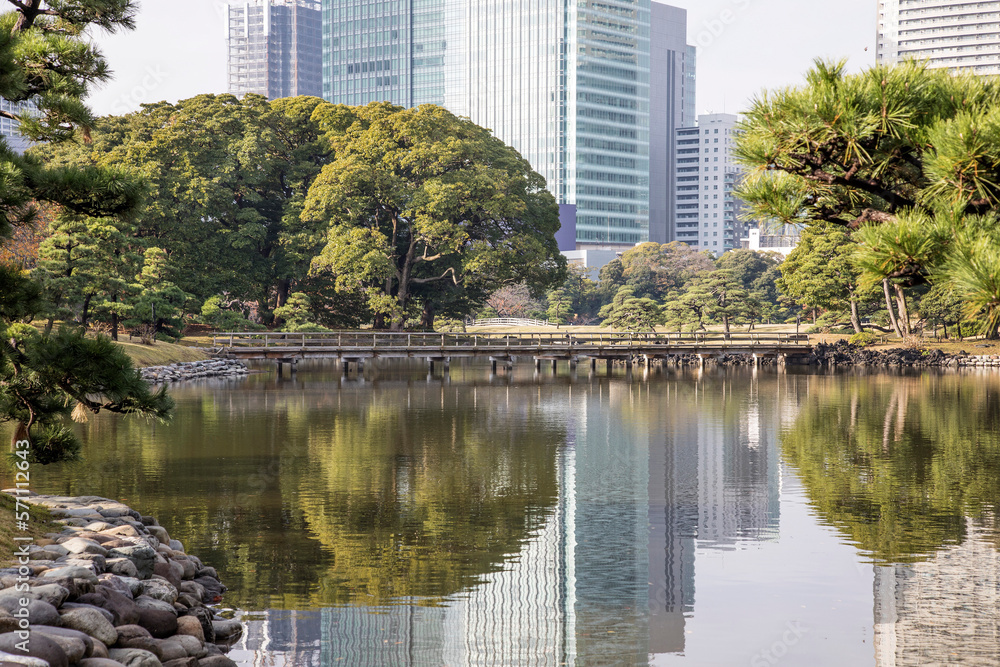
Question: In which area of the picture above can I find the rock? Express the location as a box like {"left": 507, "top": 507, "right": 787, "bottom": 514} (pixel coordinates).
{"left": 60, "top": 602, "right": 114, "bottom": 624}
{"left": 65, "top": 553, "right": 107, "bottom": 573}
{"left": 174, "top": 615, "right": 205, "bottom": 642}
{"left": 112, "top": 624, "right": 151, "bottom": 645}
{"left": 168, "top": 634, "right": 204, "bottom": 658}
{"left": 106, "top": 546, "right": 156, "bottom": 580}
{"left": 102, "top": 525, "right": 141, "bottom": 538}
{"left": 141, "top": 578, "right": 178, "bottom": 604}
{"left": 40, "top": 565, "right": 98, "bottom": 583}
{"left": 162, "top": 658, "right": 199, "bottom": 667}
{"left": 137, "top": 608, "right": 178, "bottom": 639}
{"left": 105, "top": 557, "right": 139, "bottom": 579}
{"left": 178, "top": 581, "right": 205, "bottom": 604}
{"left": 60, "top": 537, "right": 108, "bottom": 557}
{"left": 30, "top": 626, "right": 89, "bottom": 663}
{"left": 0, "top": 609, "right": 18, "bottom": 634}
{"left": 195, "top": 567, "right": 218, "bottom": 580}
{"left": 80, "top": 660, "right": 129, "bottom": 667}
{"left": 167, "top": 540, "right": 184, "bottom": 553}
{"left": 146, "top": 525, "right": 170, "bottom": 544}
{"left": 90, "top": 638, "right": 109, "bottom": 658}
{"left": 198, "top": 656, "right": 239, "bottom": 667}
{"left": 0, "top": 598, "right": 60, "bottom": 626}
{"left": 76, "top": 589, "right": 138, "bottom": 627}
{"left": 60, "top": 607, "right": 119, "bottom": 646}
{"left": 175, "top": 559, "right": 196, "bottom": 581}
{"left": 0, "top": 588, "right": 36, "bottom": 604}
{"left": 193, "top": 576, "right": 225, "bottom": 603}
{"left": 28, "top": 584, "right": 69, "bottom": 608}
{"left": 185, "top": 607, "right": 214, "bottom": 643}
{"left": 0, "top": 631, "right": 69, "bottom": 667}
{"left": 0, "top": 650, "right": 50, "bottom": 667}
{"left": 120, "top": 636, "right": 163, "bottom": 658}
{"left": 174, "top": 593, "right": 200, "bottom": 610}
{"left": 107, "top": 647, "right": 163, "bottom": 667}
{"left": 134, "top": 596, "right": 176, "bottom": 615}
{"left": 211, "top": 618, "right": 243, "bottom": 640}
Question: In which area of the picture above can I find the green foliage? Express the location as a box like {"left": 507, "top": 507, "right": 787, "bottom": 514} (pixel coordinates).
{"left": 305, "top": 103, "right": 566, "bottom": 329}
{"left": 0, "top": 1, "right": 175, "bottom": 463}
{"left": 683, "top": 270, "right": 747, "bottom": 334}
{"left": 848, "top": 331, "right": 880, "bottom": 347}
{"left": 738, "top": 59, "right": 1000, "bottom": 338}
{"left": 273, "top": 293, "right": 327, "bottom": 332}
{"left": 545, "top": 289, "right": 573, "bottom": 325}
{"left": 783, "top": 375, "right": 1000, "bottom": 563}
{"left": 599, "top": 286, "right": 661, "bottom": 331}
{"left": 199, "top": 296, "right": 263, "bottom": 332}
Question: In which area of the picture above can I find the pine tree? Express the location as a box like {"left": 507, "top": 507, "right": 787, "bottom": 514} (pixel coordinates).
{"left": 0, "top": 1, "right": 172, "bottom": 462}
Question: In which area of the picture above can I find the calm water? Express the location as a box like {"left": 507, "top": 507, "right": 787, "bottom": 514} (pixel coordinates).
{"left": 16, "top": 362, "right": 1000, "bottom": 665}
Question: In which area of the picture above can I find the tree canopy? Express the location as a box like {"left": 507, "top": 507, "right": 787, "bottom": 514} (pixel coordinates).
{"left": 304, "top": 103, "right": 567, "bottom": 329}
{"left": 0, "top": 0, "right": 172, "bottom": 461}
{"left": 738, "top": 59, "right": 1000, "bottom": 337}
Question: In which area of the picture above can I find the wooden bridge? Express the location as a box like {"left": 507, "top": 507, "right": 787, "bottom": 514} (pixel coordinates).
{"left": 210, "top": 331, "right": 813, "bottom": 374}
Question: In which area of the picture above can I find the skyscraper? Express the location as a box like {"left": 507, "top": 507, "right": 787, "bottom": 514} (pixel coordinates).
{"left": 672, "top": 113, "right": 747, "bottom": 254}
{"left": 226, "top": 0, "right": 323, "bottom": 100}
{"left": 877, "top": 0, "right": 1000, "bottom": 75}
{"left": 321, "top": 0, "right": 694, "bottom": 249}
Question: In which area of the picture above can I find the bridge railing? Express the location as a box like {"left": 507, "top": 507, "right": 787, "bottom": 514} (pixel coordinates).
{"left": 211, "top": 331, "right": 811, "bottom": 349}
{"left": 467, "top": 318, "right": 556, "bottom": 328}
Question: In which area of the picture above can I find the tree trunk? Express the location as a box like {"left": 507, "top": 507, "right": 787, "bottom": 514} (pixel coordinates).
{"left": 275, "top": 279, "right": 291, "bottom": 310}
{"left": 849, "top": 298, "right": 863, "bottom": 334}
{"left": 722, "top": 314, "right": 730, "bottom": 334}
{"left": 111, "top": 296, "right": 119, "bottom": 342}
{"left": 373, "top": 313, "right": 386, "bottom": 330}
{"left": 420, "top": 303, "right": 435, "bottom": 330}
{"left": 893, "top": 284, "right": 911, "bottom": 336}
{"left": 78, "top": 294, "right": 91, "bottom": 327}
{"left": 882, "top": 279, "right": 902, "bottom": 337}
{"left": 812, "top": 308, "right": 817, "bottom": 325}
{"left": 10, "top": 422, "right": 30, "bottom": 452}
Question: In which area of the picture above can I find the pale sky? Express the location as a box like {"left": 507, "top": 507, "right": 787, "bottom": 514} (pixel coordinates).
{"left": 85, "top": 0, "right": 876, "bottom": 117}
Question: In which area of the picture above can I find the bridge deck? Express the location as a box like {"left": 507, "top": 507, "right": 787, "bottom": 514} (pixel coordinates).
{"left": 210, "top": 332, "right": 812, "bottom": 361}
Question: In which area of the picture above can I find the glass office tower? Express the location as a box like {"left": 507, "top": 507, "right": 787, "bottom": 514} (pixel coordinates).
{"left": 227, "top": 0, "right": 323, "bottom": 100}
{"left": 322, "top": 0, "right": 692, "bottom": 249}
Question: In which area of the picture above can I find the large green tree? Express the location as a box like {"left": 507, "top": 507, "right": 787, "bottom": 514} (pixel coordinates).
{"left": 737, "top": 59, "right": 1000, "bottom": 337}
{"left": 0, "top": 0, "right": 172, "bottom": 461}
{"left": 37, "top": 94, "right": 335, "bottom": 321}
{"left": 304, "top": 103, "right": 566, "bottom": 330}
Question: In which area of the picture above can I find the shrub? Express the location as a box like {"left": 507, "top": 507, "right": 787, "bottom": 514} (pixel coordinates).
{"left": 848, "top": 331, "right": 880, "bottom": 347}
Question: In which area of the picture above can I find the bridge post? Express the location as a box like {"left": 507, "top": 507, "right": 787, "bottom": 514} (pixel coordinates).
{"left": 491, "top": 359, "right": 497, "bottom": 375}
{"left": 276, "top": 361, "right": 283, "bottom": 377}
{"left": 428, "top": 359, "right": 435, "bottom": 374}
{"left": 697, "top": 354, "right": 706, "bottom": 368}
{"left": 357, "top": 359, "right": 365, "bottom": 374}
{"left": 444, "top": 358, "right": 451, "bottom": 375}
{"left": 590, "top": 358, "right": 597, "bottom": 372}
{"left": 625, "top": 357, "right": 633, "bottom": 370}
{"left": 534, "top": 358, "right": 541, "bottom": 372}
{"left": 551, "top": 359, "right": 558, "bottom": 373}
{"left": 644, "top": 355, "right": 651, "bottom": 370}
{"left": 606, "top": 358, "right": 613, "bottom": 375}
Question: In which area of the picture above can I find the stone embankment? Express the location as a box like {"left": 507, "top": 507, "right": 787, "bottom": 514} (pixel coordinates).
{"left": 139, "top": 360, "right": 248, "bottom": 384}
{"left": 809, "top": 341, "right": 1000, "bottom": 368}
{"left": 0, "top": 493, "right": 242, "bottom": 667}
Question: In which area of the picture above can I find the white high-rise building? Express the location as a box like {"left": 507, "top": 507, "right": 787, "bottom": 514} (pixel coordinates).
{"left": 321, "top": 0, "right": 695, "bottom": 249}
{"left": 226, "top": 0, "right": 323, "bottom": 100}
{"left": 877, "top": 0, "right": 1000, "bottom": 75}
{"left": 672, "top": 113, "right": 747, "bottom": 254}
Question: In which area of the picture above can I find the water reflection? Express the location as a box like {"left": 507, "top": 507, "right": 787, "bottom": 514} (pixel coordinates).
{"left": 781, "top": 371, "right": 1000, "bottom": 563}
{"left": 12, "top": 363, "right": 1000, "bottom": 665}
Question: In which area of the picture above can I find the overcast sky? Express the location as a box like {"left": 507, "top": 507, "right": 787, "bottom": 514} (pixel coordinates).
{"left": 85, "top": 0, "right": 876, "bottom": 117}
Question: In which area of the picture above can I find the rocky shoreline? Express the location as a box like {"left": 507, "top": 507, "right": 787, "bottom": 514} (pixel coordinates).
{"left": 139, "top": 361, "right": 249, "bottom": 384}
{"left": 0, "top": 493, "right": 241, "bottom": 667}
{"left": 806, "top": 341, "right": 1000, "bottom": 368}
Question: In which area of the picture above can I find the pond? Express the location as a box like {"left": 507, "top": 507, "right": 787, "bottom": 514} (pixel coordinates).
{"left": 22, "top": 362, "right": 1000, "bottom": 666}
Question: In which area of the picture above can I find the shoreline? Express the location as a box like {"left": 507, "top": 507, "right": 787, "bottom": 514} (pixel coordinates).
{"left": 0, "top": 492, "right": 241, "bottom": 667}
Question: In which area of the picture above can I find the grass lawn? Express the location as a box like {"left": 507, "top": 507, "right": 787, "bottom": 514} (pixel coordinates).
{"left": 117, "top": 339, "right": 210, "bottom": 367}
{"left": 0, "top": 493, "right": 61, "bottom": 554}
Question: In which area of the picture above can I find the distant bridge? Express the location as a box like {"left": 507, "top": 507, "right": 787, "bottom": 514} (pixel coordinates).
{"left": 210, "top": 331, "right": 813, "bottom": 374}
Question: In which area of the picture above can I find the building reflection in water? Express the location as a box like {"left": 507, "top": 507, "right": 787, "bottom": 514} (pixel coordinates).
{"left": 873, "top": 521, "right": 1000, "bottom": 666}
{"left": 230, "top": 369, "right": 791, "bottom": 665}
